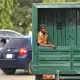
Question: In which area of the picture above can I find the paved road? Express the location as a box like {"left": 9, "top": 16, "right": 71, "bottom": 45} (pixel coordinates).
{"left": 0, "top": 69, "right": 34, "bottom": 80}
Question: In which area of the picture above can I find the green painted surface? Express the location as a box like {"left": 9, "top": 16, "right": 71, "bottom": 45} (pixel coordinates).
{"left": 32, "top": 5, "right": 38, "bottom": 68}
{"left": 38, "top": 52, "right": 70, "bottom": 60}
{"left": 33, "top": 3, "right": 80, "bottom": 8}
{"left": 32, "top": 3, "right": 80, "bottom": 75}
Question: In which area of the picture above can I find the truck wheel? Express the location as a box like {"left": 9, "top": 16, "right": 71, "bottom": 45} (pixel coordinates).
{"left": 35, "top": 75, "right": 43, "bottom": 80}
{"left": 28, "top": 60, "right": 32, "bottom": 74}
{"left": 1, "top": 68, "right": 16, "bottom": 75}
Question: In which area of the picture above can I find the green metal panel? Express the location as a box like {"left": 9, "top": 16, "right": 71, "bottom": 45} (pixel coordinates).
{"left": 53, "top": 10, "right": 57, "bottom": 45}
{"left": 57, "top": 9, "right": 66, "bottom": 46}
{"left": 38, "top": 61, "right": 70, "bottom": 69}
{"left": 32, "top": 5, "right": 38, "bottom": 71}
{"left": 38, "top": 52, "right": 70, "bottom": 60}
{"left": 72, "top": 47, "right": 80, "bottom": 70}
{"left": 73, "top": 61, "right": 80, "bottom": 70}
{"left": 32, "top": 3, "right": 80, "bottom": 75}
{"left": 38, "top": 8, "right": 77, "bottom": 46}
{"left": 66, "top": 9, "right": 77, "bottom": 46}
{"left": 73, "top": 51, "right": 80, "bottom": 60}
{"left": 33, "top": 3, "right": 80, "bottom": 8}
{"left": 37, "top": 46, "right": 71, "bottom": 73}
{"left": 38, "top": 46, "right": 71, "bottom": 51}
{"left": 47, "top": 10, "right": 54, "bottom": 44}
{"left": 57, "top": 11, "right": 62, "bottom": 46}
{"left": 77, "top": 9, "right": 80, "bottom": 46}
{"left": 38, "top": 9, "right": 54, "bottom": 44}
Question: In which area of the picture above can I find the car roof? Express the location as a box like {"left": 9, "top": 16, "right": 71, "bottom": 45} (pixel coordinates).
{"left": 9, "top": 37, "right": 30, "bottom": 40}
{"left": 0, "top": 30, "right": 24, "bottom": 38}
{"left": 9, "top": 38, "right": 31, "bottom": 43}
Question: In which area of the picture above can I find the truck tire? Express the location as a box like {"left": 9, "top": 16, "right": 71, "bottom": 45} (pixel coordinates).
{"left": 1, "top": 68, "right": 16, "bottom": 75}
{"left": 35, "top": 75, "right": 43, "bottom": 80}
{"left": 28, "top": 60, "right": 32, "bottom": 74}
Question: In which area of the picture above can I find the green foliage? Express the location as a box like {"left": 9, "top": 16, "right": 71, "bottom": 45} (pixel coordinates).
{"left": 0, "top": 0, "right": 14, "bottom": 29}
{"left": 12, "top": 0, "right": 32, "bottom": 35}
{"left": 17, "top": 0, "right": 32, "bottom": 7}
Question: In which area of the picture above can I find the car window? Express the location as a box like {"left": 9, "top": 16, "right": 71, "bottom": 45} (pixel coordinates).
{"left": 4, "top": 38, "right": 32, "bottom": 50}
{"left": 24, "top": 36, "right": 32, "bottom": 45}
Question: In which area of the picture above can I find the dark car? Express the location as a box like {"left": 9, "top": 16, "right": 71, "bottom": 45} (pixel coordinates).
{"left": 0, "top": 38, "right": 32, "bottom": 75}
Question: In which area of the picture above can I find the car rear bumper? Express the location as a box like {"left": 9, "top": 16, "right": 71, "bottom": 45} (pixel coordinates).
{"left": 0, "top": 58, "right": 30, "bottom": 69}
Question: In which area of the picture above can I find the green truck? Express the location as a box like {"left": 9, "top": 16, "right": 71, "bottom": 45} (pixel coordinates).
{"left": 32, "top": 3, "right": 80, "bottom": 80}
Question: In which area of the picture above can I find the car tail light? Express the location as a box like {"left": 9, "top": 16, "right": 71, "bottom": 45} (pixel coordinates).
{"left": 43, "top": 75, "right": 55, "bottom": 79}
{"left": 19, "top": 48, "right": 27, "bottom": 56}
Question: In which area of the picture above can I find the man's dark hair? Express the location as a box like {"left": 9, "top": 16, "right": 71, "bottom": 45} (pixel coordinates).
{"left": 40, "top": 24, "right": 46, "bottom": 29}
{"left": 1, "top": 39, "right": 6, "bottom": 44}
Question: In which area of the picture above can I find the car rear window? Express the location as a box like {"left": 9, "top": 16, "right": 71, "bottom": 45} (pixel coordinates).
{"left": 4, "top": 38, "right": 31, "bottom": 50}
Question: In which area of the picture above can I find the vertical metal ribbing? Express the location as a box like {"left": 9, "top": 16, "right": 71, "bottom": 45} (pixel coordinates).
{"left": 56, "top": 70, "right": 60, "bottom": 80}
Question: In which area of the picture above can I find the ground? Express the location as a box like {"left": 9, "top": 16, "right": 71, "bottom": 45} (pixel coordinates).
{"left": 0, "top": 69, "right": 34, "bottom": 80}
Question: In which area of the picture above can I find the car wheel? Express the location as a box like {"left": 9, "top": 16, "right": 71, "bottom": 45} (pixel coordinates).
{"left": 28, "top": 60, "right": 32, "bottom": 74}
{"left": 1, "top": 68, "right": 16, "bottom": 75}
{"left": 35, "top": 75, "right": 43, "bottom": 80}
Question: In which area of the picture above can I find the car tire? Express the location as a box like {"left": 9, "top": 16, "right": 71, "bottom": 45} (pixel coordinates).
{"left": 35, "top": 75, "right": 43, "bottom": 80}
{"left": 28, "top": 60, "right": 32, "bottom": 74}
{"left": 1, "top": 68, "right": 16, "bottom": 75}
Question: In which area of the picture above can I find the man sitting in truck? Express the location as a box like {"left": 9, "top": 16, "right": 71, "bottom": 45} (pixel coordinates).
{"left": 38, "top": 24, "right": 56, "bottom": 48}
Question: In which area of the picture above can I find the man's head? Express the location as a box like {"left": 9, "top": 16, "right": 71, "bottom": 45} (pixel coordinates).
{"left": 40, "top": 24, "right": 46, "bottom": 33}
{"left": 0, "top": 39, "right": 6, "bottom": 46}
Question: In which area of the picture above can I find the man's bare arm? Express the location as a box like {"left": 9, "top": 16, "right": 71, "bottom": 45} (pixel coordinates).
{"left": 48, "top": 41, "right": 52, "bottom": 45}
{"left": 48, "top": 41, "right": 56, "bottom": 48}
{"left": 38, "top": 43, "right": 51, "bottom": 47}
{"left": 38, "top": 42, "right": 56, "bottom": 48}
